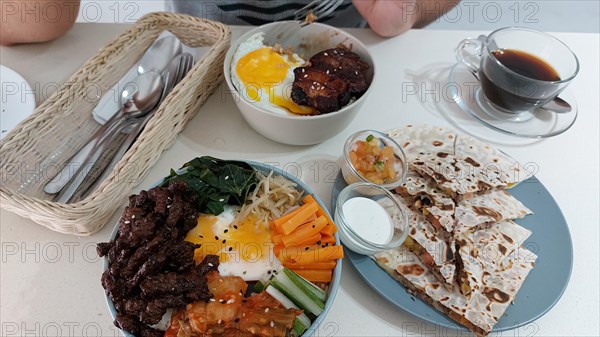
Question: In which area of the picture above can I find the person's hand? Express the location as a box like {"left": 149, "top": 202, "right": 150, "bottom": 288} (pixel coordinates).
{"left": 353, "top": 0, "right": 459, "bottom": 37}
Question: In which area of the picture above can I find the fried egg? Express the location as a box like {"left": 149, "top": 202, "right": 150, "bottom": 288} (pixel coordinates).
{"left": 185, "top": 205, "right": 281, "bottom": 281}
{"left": 231, "top": 33, "right": 314, "bottom": 115}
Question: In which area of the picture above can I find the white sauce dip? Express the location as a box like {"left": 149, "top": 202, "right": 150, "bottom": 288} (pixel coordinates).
{"left": 341, "top": 197, "right": 393, "bottom": 245}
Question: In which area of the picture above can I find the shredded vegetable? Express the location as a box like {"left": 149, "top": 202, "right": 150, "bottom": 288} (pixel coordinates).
{"left": 235, "top": 171, "right": 303, "bottom": 226}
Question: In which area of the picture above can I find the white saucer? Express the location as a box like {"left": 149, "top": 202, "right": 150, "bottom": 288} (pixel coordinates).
{"left": 448, "top": 63, "right": 577, "bottom": 138}
{"left": 1, "top": 65, "right": 36, "bottom": 140}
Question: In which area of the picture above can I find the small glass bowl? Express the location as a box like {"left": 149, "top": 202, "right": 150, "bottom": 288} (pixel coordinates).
{"left": 334, "top": 182, "right": 409, "bottom": 255}
{"left": 341, "top": 130, "right": 408, "bottom": 190}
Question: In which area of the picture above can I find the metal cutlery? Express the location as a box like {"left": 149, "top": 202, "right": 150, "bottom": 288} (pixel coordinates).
{"left": 294, "top": 0, "right": 344, "bottom": 26}
{"left": 44, "top": 36, "right": 182, "bottom": 198}
{"left": 62, "top": 53, "right": 195, "bottom": 203}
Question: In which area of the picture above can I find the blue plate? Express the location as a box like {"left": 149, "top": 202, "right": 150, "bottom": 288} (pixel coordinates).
{"left": 104, "top": 161, "right": 342, "bottom": 337}
{"left": 332, "top": 172, "right": 573, "bottom": 332}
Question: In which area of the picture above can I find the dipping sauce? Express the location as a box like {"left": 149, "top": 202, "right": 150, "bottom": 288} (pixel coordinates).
{"left": 341, "top": 197, "right": 393, "bottom": 245}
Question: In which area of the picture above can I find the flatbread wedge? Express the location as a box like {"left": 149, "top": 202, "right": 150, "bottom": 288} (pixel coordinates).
{"left": 455, "top": 220, "right": 532, "bottom": 296}
{"left": 388, "top": 125, "right": 532, "bottom": 200}
{"left": 374, "top": 245, "right": 537, "bottom": 337}
{"left": 395, "top": 169, "right": 456, "bottom": 240}
{"left": 383, "top": 195, "right": 456, "bottom": 288}
{"left": 454, "top": 190, "right": 532, "bottom": 234}
{"left": 396, "top": 170, "right": 531, "bottom": 237}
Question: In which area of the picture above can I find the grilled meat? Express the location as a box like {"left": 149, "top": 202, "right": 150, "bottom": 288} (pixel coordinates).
{"left": 292, "top": 47, "right": 370, "bottom": 113}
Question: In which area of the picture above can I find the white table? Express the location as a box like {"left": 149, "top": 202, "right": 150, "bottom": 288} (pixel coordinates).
{"left": 1, "top": 23, "right": 598, "bottom": 337}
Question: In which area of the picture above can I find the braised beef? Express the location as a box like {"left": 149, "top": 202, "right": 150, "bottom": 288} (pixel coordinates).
{"left": 98, "top": 182, "right": 218, "bottom": 336}
{"left": 291, "top": 47, "right": 370, "bottom": 113}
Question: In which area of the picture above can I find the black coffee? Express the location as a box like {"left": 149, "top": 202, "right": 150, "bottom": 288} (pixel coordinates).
{"left": 480, "top": 49, "right": 561, "bottom": 111}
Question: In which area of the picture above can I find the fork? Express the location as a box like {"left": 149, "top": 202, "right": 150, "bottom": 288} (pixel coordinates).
{"left": 58, "top": 53, "right": 195, "bottom": 203}
{"left": 294, "top": 0, "right": 344, "bottom": 26}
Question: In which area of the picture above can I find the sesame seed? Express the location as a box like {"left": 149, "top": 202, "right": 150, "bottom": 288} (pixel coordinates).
{"left": 225, "top": 176, "right": 229, "bottom": 180}
{"left": 218, "top": 319, "right": 222, "bottom": 324}
{"left": 326, "top": 70, "right": 329, "bottom": 74}
{"left": 208, "top": 263, "right": 214, "bottom": 267}
{"left": 265, "top": 308, "right": 270, "bottom": 313}
{"left": 312, "top": 225, "right": 315, "bottom": 228}
{"left": 215, "top": 236, "right": 219, "bottom": 240}
{"left": 324, "top": 52, "right": 328, "bottom": 56}
{"left": 224, "top": 229, "right": 228, "bottom": 233}
{"left": 227, "top": 299, "right": 235, "bottom": 304}
{"left": 233, "top": 225, "right": 238, "bottom": 229}
{"left": 305, "top": 247, "right": 309, "bottom": 251}
{"left": 267, "top": 270, "right": 271, "bottom": 274}
{"left": 222, "top": 239, "right": 226, "bottom": 244}
{"left": 131, "top": 215, "right": 135, "bottom": 219}
{"left": 303, "top": 74, "right": 308, "bottom": 78}
{"left": 355, "top": 70, "right": 359, "bottom": 75}
{"left": 228, "top": 247, "right": 233, "bottom": 251}
{"left": 210, "top": 298, "right": 216, "bottom": 302}
{"left": 270, "top": 321, "right": 275, "bottom": 328}
{"left": 199, "top": 235, "right": 203, "bottom": 238}
{"left": 235, "top": 318, "right": 240, "bottom": 323}
{"left": 124, "top": 221, "right": 130, "bottom": 224}
{"left": 243, "top": 271, "right": 247, "bottom": 275}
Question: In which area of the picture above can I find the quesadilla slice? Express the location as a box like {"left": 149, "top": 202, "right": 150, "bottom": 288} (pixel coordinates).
{"left": 396, "top": 170, "right": 531, "bottom": 237}
{"left": 374, "top": 244, "right": 537, "bottom": 337}
{"left": 388, "top": 125, "right": 532, "bottom": 201}
{"left": 454, "top": 190, "right": 532, "bottom": 234}
{"left": 382, "top": 195, "right": 456, "bottom": 288}
{"left": 395, "top": 170, "right": 456, "bottom": 239}
{"left": 455, "top": 220, "right": 532, "bottom": 296}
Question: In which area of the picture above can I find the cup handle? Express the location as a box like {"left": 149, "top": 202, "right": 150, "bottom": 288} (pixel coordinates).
{"left": 455, "top": 35, "right": 487, "bottom": 78}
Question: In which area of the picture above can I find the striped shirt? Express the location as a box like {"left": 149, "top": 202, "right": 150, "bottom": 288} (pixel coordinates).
{"left": 166, "top": 0, "right": 367, "bottom": 27}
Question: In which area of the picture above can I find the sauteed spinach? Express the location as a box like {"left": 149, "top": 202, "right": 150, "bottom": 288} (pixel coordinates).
{"left": 161, "top": 156, "right": 259, "bottom": 215}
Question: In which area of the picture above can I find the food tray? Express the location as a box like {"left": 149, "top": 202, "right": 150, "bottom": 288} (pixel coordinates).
{"left": 0, "top": 12, "right": 231, "bottom": 235}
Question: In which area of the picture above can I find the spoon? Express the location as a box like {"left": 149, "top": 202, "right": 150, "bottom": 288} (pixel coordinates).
{"left": 70, "top": 53, "right": 195, "bottom": 202}
{"left": 44, "top": 71, "right": 163, "bottom": 196}
{"left": 540, "top": 96, "right": 572, "bottom": 114}
{"left": 138, "top": 36, "right": 182, "bottom": 75}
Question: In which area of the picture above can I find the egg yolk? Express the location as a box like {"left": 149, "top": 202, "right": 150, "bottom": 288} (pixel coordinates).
{"left": 236, "top": 47, "right": 289, "bottom": 99}
{"left": 272, "top": 95, "right": 315, "bottom": 115}
{"left": 236, "top": 47, "right": 316, "bottom": 115}
{"left": 185, "top": 214, "right": 273, "bottom": 264}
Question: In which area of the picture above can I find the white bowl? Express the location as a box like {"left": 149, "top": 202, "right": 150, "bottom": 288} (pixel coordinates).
{"left": 224, "top": 21, "right": 375, "bottom": 146}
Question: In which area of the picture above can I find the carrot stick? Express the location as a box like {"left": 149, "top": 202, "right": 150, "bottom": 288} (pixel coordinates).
{"left": 271, "top": 233, "right": 284, "bottom": 244}
{"left": 291, "top": 269, "right": 333, "bottom": 283}
{"left": 284, "top": 233, "right": 321, "bottom": 248}
{"left": 278, "top": 202, "right": 319, "bottom": 235}
{"left": 283, "top": 261, "right": 336, "bottom": 270}
{"left": 303, "top": 194, "right": 338, "bottom": 235}
{"left": 280, "top": 245, "right": 344, "bottom": 265}
{"left": 281, "top": 216, "right": 328, "bottom": 247}
{"left": 274, "top": 243, "right": 285, "bottom": 257}
{"left": 320, "top": 234, "right": 336, "bottom": 245}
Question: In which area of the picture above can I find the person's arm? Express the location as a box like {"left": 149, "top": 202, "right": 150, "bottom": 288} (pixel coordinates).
{"left": 0, "top": 0, "right": 80, "bottom": 45}
{"left": 353, "top": 0, "right": 460, "bottom": 37}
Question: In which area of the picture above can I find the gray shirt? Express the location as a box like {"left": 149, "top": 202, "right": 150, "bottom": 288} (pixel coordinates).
{"left": 166, "top": 0, "right": 367, "bottom": 27}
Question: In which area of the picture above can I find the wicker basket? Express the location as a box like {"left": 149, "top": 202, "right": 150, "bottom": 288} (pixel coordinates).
{"left": 0, "top": 12, "right": 231, "bottom": 236}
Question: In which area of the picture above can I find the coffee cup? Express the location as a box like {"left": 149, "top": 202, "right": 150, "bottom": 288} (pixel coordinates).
{"left": 456, "top": 27, "right": 579, "bottom": 114}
